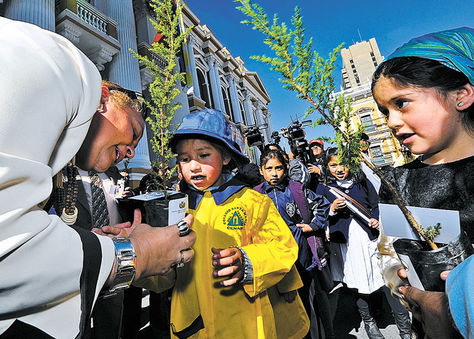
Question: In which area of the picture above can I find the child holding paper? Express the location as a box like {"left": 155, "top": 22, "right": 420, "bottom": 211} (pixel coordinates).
{"left": 317, "top": 147, "right": 411, "bottom": 339}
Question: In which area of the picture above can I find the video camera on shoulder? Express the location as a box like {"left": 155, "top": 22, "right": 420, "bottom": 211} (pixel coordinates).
{"left": 281, "top": 120, "right": 315, "bottom": 166}
{"left": 244, "top": 125, "right": 265, "bottom": 151}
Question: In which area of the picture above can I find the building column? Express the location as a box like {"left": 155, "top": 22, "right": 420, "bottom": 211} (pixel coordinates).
{"left": 4, "top": 0, "right": 55, "bottom": 31}
{"left": 227, "top": 75, "right": 242, "bottom": 124}
{"left": 187, "top": 36, "right": 200, "bottom": 99}
{"left": 205, "top": 55, "right": 223, "bottom": 112}
{"left": 107, "top": 0, "right": 151, "bottom": 174}
{"left": 255, "top": 103, "right": 267, "bottom": 143}
{"left": 263, "top": 109, "right": 272, "bottom": 141}
{"left": 106, "top": 0, "right": 141, "bottom": 92}
{"left": 243, "top": 94, "right": 256, "bottom": 125}
{"left": 255, "top": 103, "right": 265, "bottom": 127}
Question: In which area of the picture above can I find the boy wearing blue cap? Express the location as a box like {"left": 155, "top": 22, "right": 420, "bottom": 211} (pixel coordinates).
{"left": 138, "top": 109, "right": 309, "bottom": 338}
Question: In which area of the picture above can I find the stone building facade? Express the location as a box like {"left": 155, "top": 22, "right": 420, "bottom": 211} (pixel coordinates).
{"left": 1, "top": 0, "right": 272, "bottom": 181}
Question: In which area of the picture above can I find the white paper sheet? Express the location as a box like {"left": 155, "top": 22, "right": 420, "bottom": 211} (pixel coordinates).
{"left": 379, "top": 204, "right": 460, "bottom": 244}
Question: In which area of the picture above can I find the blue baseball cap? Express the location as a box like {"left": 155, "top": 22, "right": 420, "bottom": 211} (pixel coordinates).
{"left": 170, "top": 109, "right": 249, "bottom": 164}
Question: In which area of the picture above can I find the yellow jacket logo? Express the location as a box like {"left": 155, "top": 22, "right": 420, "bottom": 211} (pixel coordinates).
{"left": 223, "top": 206, "right": 247, "bottom": 229}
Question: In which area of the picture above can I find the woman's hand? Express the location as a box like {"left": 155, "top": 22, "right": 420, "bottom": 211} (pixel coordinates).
{"left": 331, "top": 197, "right": 346, "bottom": 212}
{"left": 398, "top": 268, "right": 451, "bottom": 282}
{"left": 130, "top": 214, "right": 195, "bottom": 278}
{"left": 211, "top": 247, "right": 244, "bottom": 286}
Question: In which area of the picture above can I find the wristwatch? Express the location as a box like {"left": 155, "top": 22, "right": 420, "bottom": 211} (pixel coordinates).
{"left": 106, "top": 237, "right": 136, "bottom": 295}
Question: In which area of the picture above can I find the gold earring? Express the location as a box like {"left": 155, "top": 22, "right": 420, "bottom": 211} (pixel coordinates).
{"left": 457, "top": 101, "right": 464, "bottom": 107}
{"left": 97, "top": 102, "right": 105, "bottom": 113}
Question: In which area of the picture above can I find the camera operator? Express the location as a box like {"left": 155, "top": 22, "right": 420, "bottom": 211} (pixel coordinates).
{"left": 280, "top": 121, "right": 324, "bottom": 189}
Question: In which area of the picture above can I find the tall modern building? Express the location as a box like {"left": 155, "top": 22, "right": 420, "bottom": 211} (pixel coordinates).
{"left": 334, "top": 37, "right": 405, "bottom": 167}
{"left": 341, "top": 38, "right": 383, "bottom": 90}
{"left": 0, "top": 0, "right": 271, "bottom": 182}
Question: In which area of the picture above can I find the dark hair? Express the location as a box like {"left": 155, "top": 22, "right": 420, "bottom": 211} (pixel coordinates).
{"left": 322, "top": 147, "right": 339, "bottom": 185}
{"left": 263, "top": 143, "right": 283, "bottom": 152}
{"left": 260, "top": 149, "right": 289, "bottom": 173}
{"left": 372, "top": 57, "right": 474, "bottom": 133}
{"left": 234, "top": 162, "right": 263, "bottom": 186}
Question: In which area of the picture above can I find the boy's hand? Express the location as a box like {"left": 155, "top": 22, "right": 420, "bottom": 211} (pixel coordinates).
{"left": 211, "top": 247, "right": 243, "bottom": 286}
{"left": 296, "top": 223, "right": 313, "bottom": 232}
{"left": 122, "top": 186, "right": 134, "bottom": 198}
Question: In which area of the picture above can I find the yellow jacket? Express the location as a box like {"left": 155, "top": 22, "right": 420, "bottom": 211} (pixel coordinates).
{"left": 138, "top": 182, "right": 308, "bottom": 338}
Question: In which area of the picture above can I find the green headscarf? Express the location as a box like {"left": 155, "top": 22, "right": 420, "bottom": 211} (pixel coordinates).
{"left": 385, "top": 27, "right": 474, "bottom": 84}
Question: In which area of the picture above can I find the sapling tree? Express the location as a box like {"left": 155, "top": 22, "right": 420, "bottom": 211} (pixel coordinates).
{"left": 236, "top": 0, "right": 439, "bottom": 249}
{"left": 131, "top": 0, "right": 192, "bottom": 198}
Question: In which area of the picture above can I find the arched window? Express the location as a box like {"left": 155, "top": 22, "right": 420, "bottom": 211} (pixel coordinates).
{"left": 239, "top": 101, "right": 247, "bottom": 125}
{"left": 197, "top": 68, "right": 211, "bottom": 108}
{"left": 221, "top": 86, "right": 234, "bottom": 120}
{"left": 205, "top": 71, "right": 215, "bottom": 108}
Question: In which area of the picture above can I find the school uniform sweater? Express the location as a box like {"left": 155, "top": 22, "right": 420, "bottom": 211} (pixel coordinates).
{"left": 316, "top": 180, "right": 379, "bottom": 242}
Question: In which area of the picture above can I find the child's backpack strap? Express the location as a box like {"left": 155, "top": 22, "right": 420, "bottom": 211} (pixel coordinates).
{"left": 289, "top": 180, "right": 330, "bottom": 273}
{"left": 288, "top": 180, "right": 312, "bottom": 224}
{"left": 253, "top": 182, "right": 264, "bottom": 194}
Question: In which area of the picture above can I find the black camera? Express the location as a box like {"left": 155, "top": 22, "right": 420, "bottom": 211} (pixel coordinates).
{"left": 244, "top": 126, "right": 265, "bottom": 151}
{"left": 281, "top": 120, "right": 315, "bottom": 166}
{"left": 271, "top": 130, "right": 281, "bottom": 145}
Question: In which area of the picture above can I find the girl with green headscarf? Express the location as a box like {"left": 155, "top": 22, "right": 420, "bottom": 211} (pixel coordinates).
{"left": 372, "top": 27, "right": 474, "bottom": 339}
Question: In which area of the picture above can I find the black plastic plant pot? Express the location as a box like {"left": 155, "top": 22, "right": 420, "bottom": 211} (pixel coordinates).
{"left": 393, "top": 231, "right": 473, "bottom": 292}
{"left": 119, "top": 191, "right": 187, "bottom": 227}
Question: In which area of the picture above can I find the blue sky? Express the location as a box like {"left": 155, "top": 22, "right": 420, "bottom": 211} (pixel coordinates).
{"left": 185, "top": 0, "right": 474, "bottom": 145}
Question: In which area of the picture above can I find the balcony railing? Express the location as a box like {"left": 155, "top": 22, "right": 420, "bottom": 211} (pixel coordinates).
{"left": 56, "top": 0, "right": 118, "bottom": 40}
{"left": 137, "top": 42, "right": 167, "bottom": 70}
{"left": 76, "top": 0, "right": 107, "bottom": 33}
